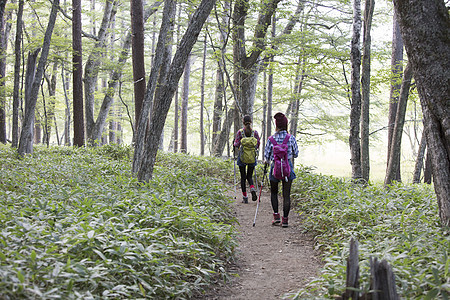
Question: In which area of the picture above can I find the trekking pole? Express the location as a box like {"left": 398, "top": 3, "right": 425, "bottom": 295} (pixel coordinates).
{"left": 253, "top": 163, "right": 268, "bottom": 227}
{"left": 233, "top": 148, "right": 237, "bottom": 199}
{"left": 254, "top": 151, "right": 259, "bottom": 194}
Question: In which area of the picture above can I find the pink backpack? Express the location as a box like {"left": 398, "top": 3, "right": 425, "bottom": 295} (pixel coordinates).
{"left": 269, "top": 134, "right": 291, "bottom": 181}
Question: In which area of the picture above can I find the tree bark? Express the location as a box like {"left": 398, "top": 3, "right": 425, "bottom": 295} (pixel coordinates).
{"left": 84, "top": 0, "right": 117, "bottom": 145}
{"left": 89, "top": 1, "right": 162, "bottom": 144}
{"left": 261, "top": 68, "right": 267, "bottom": 160}
{"left": 212, "top": 106, "right": 234, "bottom": 158}
{"left": 266, "top": 16, "right": 275, "bottom": 138}
{"left": 171, "top": 3, "right": 182, "bottom": 153}
{"left": 386, "top": 13, "right": 404, "bottom": 181}
{"left": 232, "top": 0, "right": 281, "bottom": 119}
{"left": 131, "top": 0, "right": 146, "bottom": 126}
{"left": 61, "top": 67, "right": 71, "bottom": 146}
{"left": 43, "top": 63, "right": 58, "bottom": 145}
{"left": 18, "top": 0, "right": 59, "bottom": 156}
{"left": 384, "top": 62, "right": 413, "bottom": 186}
{"left": 200, "top": 33, "right": 206, "bottom": 155}
{"left": 0, "top": 0, "right": 7, "bottom": 144}
{"left": 360, "top": 0, "right": 375, "bottom": 183}
{"left": 423, "top": 149, "right": 432, "bottom": 184}
{"left": 289, "top": 55, "right": 306, "bottom": 136}
{"left": 393, "top": 0, "right": 450, "bottom": 226}
{"left": 412, "top": 131, "right": 426, "bottom": 184}
{"left": 73, "top": 0, "right": 84, "bottom": 147}
{"left": 134, "top": 0, "right": 216, "bottom": 181}
{"left": 211, "top": 1, "right": 229, "bottom": 154}
{"left": 349, "top": 0, "right": 363, "bottom": 181}
{"left": 12, "top": 0, "right": 24, "bottom": 147}
{"left": 133, "top": 0, "right": 177, "bottom": 173}
{"left": 180, "top": 53, "right": 191, "bottom": 153}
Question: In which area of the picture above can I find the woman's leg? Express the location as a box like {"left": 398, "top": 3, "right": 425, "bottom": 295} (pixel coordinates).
{"left": 281, "top": 180, "right": 292, "bottom": 217}
{"left": 246, "top": 165, "right": 255, "bottom": 186}
{"left": 239, "top": 166, "right": 248, "bottom": 201}
{"left": 270, "top": 180, "right": 281, "bottom": 224}
{"left": 270, "top": 180, "right": 279, "bottom": 213}
{"left": 246, "top": 165, "right": 258, "bottom": 201}
{"left": 280, "top": 180, "right": 292, "bottom": 227}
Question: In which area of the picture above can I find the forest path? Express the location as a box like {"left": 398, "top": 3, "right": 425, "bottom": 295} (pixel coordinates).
{"left": 197, "top": 184, "right": 322, "bottom": 299}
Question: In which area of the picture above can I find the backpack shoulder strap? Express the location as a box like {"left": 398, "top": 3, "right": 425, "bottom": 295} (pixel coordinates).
{"left": 282, "top": 134, "right": 291, "bottom": 145}
{"left": 269, "top": 136, "right": 277, "bottom": 145}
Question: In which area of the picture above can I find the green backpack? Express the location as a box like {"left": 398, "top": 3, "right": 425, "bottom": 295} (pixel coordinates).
{"left": 240, "top": 129, "right": 258, "bottom": 164}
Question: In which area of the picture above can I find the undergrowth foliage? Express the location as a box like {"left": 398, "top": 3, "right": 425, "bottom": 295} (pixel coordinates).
{"left": 290, "top": 166, "right": 449, "bottom": 299}
{"left": 0, "top": 144, "right": 236, "bottom": 299}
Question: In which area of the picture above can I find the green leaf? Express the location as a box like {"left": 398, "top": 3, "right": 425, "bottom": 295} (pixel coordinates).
{"left": 30, "top": 250, "right": 36, "bottom": 262}
{"left": 17, "top": 270, "right": 25, "bottom": 283}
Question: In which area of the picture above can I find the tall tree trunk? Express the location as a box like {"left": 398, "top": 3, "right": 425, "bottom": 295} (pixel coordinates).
{"left": 133, "top": 0, "right": 177, "bottom": 174}
{"left": 393, "top": 0, "right": 450, "bottom": 226}
{"left": 384, "top": 62, "right": 413, "bottom": 186}
{"left": 261, "top": 68, "right": 267, "bottom": 160}
{"left": 172, "top": 3, "right": 182, "bottom": 153}
{"left": 290, "top": 55, "right": 306, "bottom": 136}
{"left": 412, "top": 131, "right": 426, "bottom": 183}
{"left": 12, "top": 0, "right": 24, "bottom": 148}
{"left": 200, "top": 33, "right": 206, "bottom": 155}
{"left": 61, "top": 67, "right": 71, "bottom": 146}
{"left": 108, "top": 9, "right": 116, "bottom": 144}
{"left": 360, "top": 0, "right": 375, "bottom": 183}
{"left": 0, "top": 0, "right": 7, "bottom": 144}
{"left": 116, "top": 108, "right": 122, "bottom": 144}
{"left": 180, "top": 53, "right": 191, "bottom": 153}
{"left": 172, "top": 89, "right": 179, "bottom": 152}
{"left": 386, "top": 13, "right": 404, "bottom": 181}
{"left": 34, "top": 121, "right": 41, "bottom": 144}
{"left": 43, "top": 63, "right": 58, "bottom": 145}
{"left": 212, "top": 106, "right": 234, "bottom": 158}
{"left": 232, "top": 0, "right": 281, "bottom": 119}
{"left": 89, "top": 1, "right": 162, "bottom": 144}
{"left": 84, "top": 0, "right": 116, "bottom": 144}
{"left": 266, "top": 16, "right": 275, "bottom": 138}
{"left": 134, "top": 0, "right": 216, "bottom": 181}
{"left": 131, "top": 0, "right": 146, "bottom": 126}
{"left": 18, "top": 0, "right": 59, "bottom": 156}
{"left": 349, "top": 0, "right": 363, "bottom": 181}
{"left": 212, "top": 63, "right": 224, "bottom": 153}
{"left": 211, "top": 1, "right": 229, "bottom": 153}
{"left": 423, "top": 149, "right": 432, "bottom": 184}
{"left": 73, "top": 0, "right": 85, "bottom": 147}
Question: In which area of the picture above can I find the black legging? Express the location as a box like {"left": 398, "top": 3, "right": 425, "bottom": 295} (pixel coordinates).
{"left": 270, "top": 180, "right": 292, "bottom": 217}
{"left": 239, "top": 165, "right": 255, "bottom": 194}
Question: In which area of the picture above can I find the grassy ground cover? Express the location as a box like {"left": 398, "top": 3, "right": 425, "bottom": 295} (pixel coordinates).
{"left": 290, "top": 166, "right": 449, "bottom": 299}
{"left": 0, "top": 144, "right": 236, "bottom": 299}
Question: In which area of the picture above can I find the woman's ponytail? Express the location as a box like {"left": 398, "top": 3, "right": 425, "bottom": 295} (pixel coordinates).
{"left": 243, "top": 115, "right": 252, "bottom": 137}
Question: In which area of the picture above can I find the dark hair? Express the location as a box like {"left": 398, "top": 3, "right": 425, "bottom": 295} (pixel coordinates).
{"left": 243, "top": 115, "right": 252, "bottom": 137}
{"left": 274, "top": 112, "right": 288, "bottom": 131}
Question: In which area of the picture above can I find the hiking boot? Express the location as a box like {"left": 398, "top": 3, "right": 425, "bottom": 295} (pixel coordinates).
{"left": 250, "top": 186, "right": 257, "bottom": 201}
{"left": 282, "top": 217, "right": 288, "bottom": 228}
{"left": 272, "top": 213, "right": 281, "bottom": 225}
{"left": 242, "top": 196, "right": 248, "bottom": 204}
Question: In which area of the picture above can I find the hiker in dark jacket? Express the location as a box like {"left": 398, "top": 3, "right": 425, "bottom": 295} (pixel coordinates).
{"left": 264, "top": 112, "right": 299, "bottom": 227}
{"left": 234, "top": 115, "right": 261, "bottom": 203}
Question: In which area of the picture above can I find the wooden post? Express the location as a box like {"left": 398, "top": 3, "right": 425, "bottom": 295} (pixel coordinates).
{"left": 343, "top": 238, "right": 360, "bottom": 300}
{"left": 370, "top": 258, "right": 399, "bottom": 300}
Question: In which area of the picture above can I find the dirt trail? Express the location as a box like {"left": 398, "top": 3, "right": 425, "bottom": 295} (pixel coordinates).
{"left": 198, "top": 187, "right": 322, "bottom": 299}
